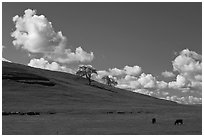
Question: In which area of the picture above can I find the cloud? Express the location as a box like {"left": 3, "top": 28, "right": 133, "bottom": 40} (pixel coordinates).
{"left": 165, "top": 95, "right": 202, "bottom": 104}
{"left": 108, "top": 68, "right": 125, "bottom": 76}
{"left": 133, "top": 89, "right": 153, "bottom": 96}
{"left": 94, "top": 65, "right": 168, "bottom": 92}
{"left": 168, "top": 74, "right": 190, "bottom": 89}
{"left": 97, "top": 65, "right": 142, "bottom": 78}
{"left": 156, "top": 81, "right": 168, "bottom": 89}
{"left": 168, "top": 49, "right": 202, "bottom": 93}
{"left": 116, "top": 72, "right": 168, "bottom": 91}
{"left": 138, "top": 73, "right": 157, "bottom": 88}
{"left": 11, "top": 9, "right": 94, "bottom": 64}
{"left": 124, "top": 65, "right": 142, "bottom": 76}
{"left": 93, "top": 49, "right": 201, "bottom": 104}
{"left": 28, "top": 58, "right": 75, "bottom": 74}
{"left": 92, "top": 70, "right": 109, "bottom": 83}
{"left": 11, "top": 9, "right": 64, "bottom": 53}
{"left": 161, "top": 71, "right": 175, "bottom": 78}
{"left": 172, "top": 49, "right": 201, "bottom": 81}
{"left": 46, "top": 47, "right": 94, "bottom": 63}
{"left": 124, "top": 75, "right": 138, "bottom": 81}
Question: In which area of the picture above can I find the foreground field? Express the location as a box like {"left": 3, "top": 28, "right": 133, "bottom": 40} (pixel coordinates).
{"left": 3, "top": 108, "right": 202, "bottom": 135}
{"left": 2, "top": 61, "right": 202, "bottom": 135}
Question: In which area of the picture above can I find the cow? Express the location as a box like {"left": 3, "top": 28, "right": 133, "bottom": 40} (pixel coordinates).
{"left": 152, "top": 118, "right": 156, "bottom": 124}
{"left": 174, "top": 119, "right": 183, "bottom": 125}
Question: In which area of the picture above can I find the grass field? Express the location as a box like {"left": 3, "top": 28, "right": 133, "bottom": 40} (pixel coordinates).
{"left": 2, "top": 61, "right": 202, "bottom": 135}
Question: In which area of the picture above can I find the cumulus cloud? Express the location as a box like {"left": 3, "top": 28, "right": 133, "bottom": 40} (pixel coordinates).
{"left": 11, "top": 9, "right": 65, "bottom": 53}
{"left": 28, "top": 58, "right": 75, "bottom": 74}
{"left": 94, "top": 49, "right": 201, "bottom": 104}
{"left": 168, "top": 75, "right": 190, "bottom": 89}
{"left": 116, "top": 72, "right": 168, "bottom": 91}
{"left": 172, "top": 49, "right": 201, "bottom": 81}
{"left": 95, "top": 65, "right": 168, "bottom": 92}
{"left": 45, "top": 47, "right": 94, "bottom": 64}
{"left": 11, "top": 9, "right": 94, "bottom": 64}
{"left": 124, "top": 75, "right": 138, "bottom": 81}
{"left": 97, "top": 65, "right": 142, "bottom": 78}
{"left": 156, "top": 81, "right": 168, "bottom": 89}
{"left": 124, "top": 65, "right": 142, "bottom": 76}
{"left": 169, "top": 49, "right": 202, "bottom": 93}
{"left": 161, "top": 71, "right": 175, "bottom": 78}
{"left": 108, "top": 68, "right": 125, "bottom": 76}
{"left": 138, "top": 73, "right": 157, "bottom": 88}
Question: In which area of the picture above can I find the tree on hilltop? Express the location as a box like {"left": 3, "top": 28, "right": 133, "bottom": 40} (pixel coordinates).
{"left": 76, "top": 65, "right": 97, "bottom": 85}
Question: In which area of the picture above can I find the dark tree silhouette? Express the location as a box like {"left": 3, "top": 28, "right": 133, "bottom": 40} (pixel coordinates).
{"left": 102, "top": 75, "right": 118, "bottom": 87}
{"left": 76, "top": 65, "right": 97, "bottom": 85}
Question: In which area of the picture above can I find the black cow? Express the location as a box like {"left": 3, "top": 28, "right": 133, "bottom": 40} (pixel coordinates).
{"left": 152, "top": 118, "right": 156, "bottom": 124}
{"left": 174, "top": 119, "right": 183, "bottom": 125}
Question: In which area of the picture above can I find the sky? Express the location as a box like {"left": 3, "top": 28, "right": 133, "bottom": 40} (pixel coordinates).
{"left": 2, "top": 2, "right": 202, "bottom": 104}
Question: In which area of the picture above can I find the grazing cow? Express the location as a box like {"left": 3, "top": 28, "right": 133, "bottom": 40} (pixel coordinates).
{"left": 152, "top": 118, "right": 156, "bottom": 124}
{"left": 174, "top": 119, "right": 183, "bottom": 125}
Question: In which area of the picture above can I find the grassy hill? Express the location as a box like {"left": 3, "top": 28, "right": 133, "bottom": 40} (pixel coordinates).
{"left": 2, "top": 61, "right": 202, "bottom": 135}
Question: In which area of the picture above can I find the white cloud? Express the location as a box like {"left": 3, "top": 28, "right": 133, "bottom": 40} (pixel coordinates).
{"left": 108, "top": 68, "right": 125, "bottom": 76}
{"left": 156, "top": 81, "right": 168, "bottom": 89}
{"left": 161, "top": 71, "right": 175, "bottom": 78}
{"left": 97, "top": 65, "right": 142, "bottom": 78}
{"left": 93, "top": 49, "right": 202, "bottom": 105}
{"left": 96, "top": 70, "right": 109, "bottom": 78}
{"left": 11, "top": 9, "right": 94, "bottom": 64}
{"left": 165, "top": 95, "right": 202, "bottom": 104}
{"left": 133, "top": 89, "right": 152, "bottom": 95}
{"left": 124, "top": 65, "right": 142, "bottom": 76}
{"left": 92, "top": 70, "right": 109, "bottom": 83}
{"left": 172, "top": 49, "right": 201, "bottom": 81}
{"left": 168, "top": 75, "right": 190, "bottom": 89}
{"left": 11, "top": 9, "right": 64, "bottom": 53}
{"left": 129, "top": 80, "right": 141, "bottom": 89}
{"left": 116, "top": 84, "right": 131, "bottom": 90}
{"left": 169, "top": 49, "right": 202, "bottom": 93}
{"left": 124, "top": 75, "right": 138, "bottom": 81}
{"left": 116, "top": 71, "right": 168, "bottom": 92}
{"left": 188, "top": 96, "right": 202, "bottom": 104}
{"left": 28, "top": 58, "right": 75, "bottom": 74}
{"left": 138, "top": 73, "right": 157, "bottom": 88}
{"left": 46, "top": 47, "right": 94, "bottom": 64}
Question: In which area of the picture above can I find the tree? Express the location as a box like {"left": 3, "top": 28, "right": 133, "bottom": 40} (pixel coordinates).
{"left": 102, "top": 75, "right": 118, "bottom": 87}
{"left": 76, "top": 65, "right": 97, "bottom": 85}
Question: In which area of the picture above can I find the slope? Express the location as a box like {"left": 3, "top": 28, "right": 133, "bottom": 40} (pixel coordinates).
{"left": 2, "top": 61, "right": 202, "bottom": 135}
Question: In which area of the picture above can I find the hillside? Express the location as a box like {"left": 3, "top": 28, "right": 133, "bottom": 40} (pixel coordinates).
{"left": 2, "top": 61, "right": 202, "bottom": 135}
